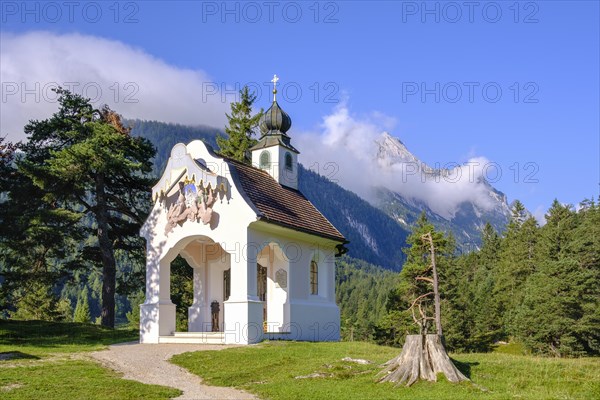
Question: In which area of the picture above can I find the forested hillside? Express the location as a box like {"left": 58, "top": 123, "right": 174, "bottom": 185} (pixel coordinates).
{"left": 335, "top": 257, "right": 400, "bottom": 341}
{"left": 370, "top": 200, "right": 600, "bottom": 356}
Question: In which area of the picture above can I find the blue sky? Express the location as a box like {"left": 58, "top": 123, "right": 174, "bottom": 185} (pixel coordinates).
{"left": 1, "top": 1, "right": 599, "bottom": 219}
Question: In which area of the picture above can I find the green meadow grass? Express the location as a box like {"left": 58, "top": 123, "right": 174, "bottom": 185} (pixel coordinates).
{"left": 0, "top": 320, "right": 180, "bottom": 399}
{"left": 0, "top": 359, "right": 179, "bottom": 400}
{"left": 2, "top": 321, "right": 599, "bottom": 400}
{"left": 0, "top": 320, "right": 138, "bottom": 357}
{"left": 172, "top": 341, "right": 600, "bottom": 400}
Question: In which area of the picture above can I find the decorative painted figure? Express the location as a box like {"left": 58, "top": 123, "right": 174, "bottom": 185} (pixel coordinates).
{"left": 165, "top": 181, "right": 218, "bottom": 234}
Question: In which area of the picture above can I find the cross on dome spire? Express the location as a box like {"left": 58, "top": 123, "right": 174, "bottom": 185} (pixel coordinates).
{"left": 256, "top": 75, "right": 292, "bottom": 137}
{"left": 271, "top": 74, "right": 279, "bottom": 102}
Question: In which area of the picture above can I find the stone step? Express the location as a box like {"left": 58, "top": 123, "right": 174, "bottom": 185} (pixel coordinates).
{"left": 173, "top": 331, "right": 224, "bottom": 337}
{"left": 158, "top": 332, "right": 225, "bottom": 344}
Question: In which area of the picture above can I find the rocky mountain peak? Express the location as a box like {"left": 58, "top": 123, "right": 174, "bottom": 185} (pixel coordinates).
{"left": 375, "top": 132, "right": 423, "bottom": 167}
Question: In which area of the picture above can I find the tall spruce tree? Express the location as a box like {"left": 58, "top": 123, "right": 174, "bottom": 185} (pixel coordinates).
{"left": 11, "top": 281, "right": 71, "bottom": 321}
{"left": 1, "top": 138, "right": 84, "bottom": 318}
{"left": 494, "top": 201, "right": 539, "bottom": 335}
{"left": 73, "top": 286, "right": 92, "bottom": 323}
{"left": 216, "top": 86, "right": 263, "bottom": 163}
{"left": 18, "top": 88, "right": 155, "bottom": 328}
{"left": 471, "top": 222, "right": 504, "bottom": 347}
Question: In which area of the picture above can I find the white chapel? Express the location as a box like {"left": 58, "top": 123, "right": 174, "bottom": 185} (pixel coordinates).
{"left": 139, "top": 77, "right": 348, "bottom": 344}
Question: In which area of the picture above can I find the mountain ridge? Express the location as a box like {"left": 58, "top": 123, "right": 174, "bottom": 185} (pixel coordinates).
{"left": 372, "top": 132, "right": 511, "bottom": 248}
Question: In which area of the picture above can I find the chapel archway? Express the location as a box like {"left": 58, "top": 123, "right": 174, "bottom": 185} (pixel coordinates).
{"left": 170, "top": 235, "right": 231, "bottom": 333}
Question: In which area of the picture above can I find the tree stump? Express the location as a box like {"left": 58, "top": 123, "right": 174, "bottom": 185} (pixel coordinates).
{"left": 378, "top": 334, "right": 469, "bottom": 387}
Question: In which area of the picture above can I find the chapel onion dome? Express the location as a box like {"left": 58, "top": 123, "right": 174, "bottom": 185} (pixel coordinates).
{"left": 250, "top": 76, "right": 299, "bottom": 154}
{"left": 259, "top": 99, "right": 292, "bottom": 135}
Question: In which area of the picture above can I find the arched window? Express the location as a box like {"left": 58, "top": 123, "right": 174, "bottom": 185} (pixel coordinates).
{"left": 223, "top": 269, "right": 231, "bottom": 301}
{"left": 284, "top": 152, "right": 293, "bottom": 170}
{"left": 259, "top": 151, "right": 270, "bottom": 169}
{"left": 310, "top": 260, "right": 318, "bottom": 295}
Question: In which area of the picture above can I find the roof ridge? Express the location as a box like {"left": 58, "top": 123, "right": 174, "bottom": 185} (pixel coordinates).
{"left": 226, "top": 158, "right": 307, "bottom": 195}
{"left": 226, "top": 160, "right": 346, "bottom": 243}
{"left": 224, "top": 157, "right": 274, "bottom": 178}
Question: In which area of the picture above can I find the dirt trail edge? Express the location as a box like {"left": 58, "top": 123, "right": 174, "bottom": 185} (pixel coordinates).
{"left": 90, "top": 342, "right": 257, "bottom": 400}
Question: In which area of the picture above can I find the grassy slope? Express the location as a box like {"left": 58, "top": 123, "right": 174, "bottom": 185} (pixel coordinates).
{"left": 172, "top": 341, "right": 600, "bottom": 400}
{"left": 0, "top": 320, "right": 138, "bottom": 356}
{"left": 0, "top": 320, "right": 180, "bottom": 399}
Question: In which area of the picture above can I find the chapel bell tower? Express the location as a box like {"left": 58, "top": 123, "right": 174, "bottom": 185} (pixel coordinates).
{"left": 250, "top": 74, "right": 299, "bottom": 189}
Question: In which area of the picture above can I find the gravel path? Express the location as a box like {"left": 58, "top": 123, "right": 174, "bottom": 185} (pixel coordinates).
{"left": 90, "top": 342, "right": 257, "bottom": 400}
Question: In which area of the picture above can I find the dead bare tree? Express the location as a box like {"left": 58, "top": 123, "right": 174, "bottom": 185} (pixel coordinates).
{"left": 378, "top": 232, "right": 469, "bottom": 387}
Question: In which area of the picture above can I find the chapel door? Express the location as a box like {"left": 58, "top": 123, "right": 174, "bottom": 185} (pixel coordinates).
{"left": 257, "top": 264, "right": 267, "bottom": 325}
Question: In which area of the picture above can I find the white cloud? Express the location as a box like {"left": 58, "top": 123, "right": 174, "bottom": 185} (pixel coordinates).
{"left": 1, "top": 31, "right": 229, "bottom": 142}
{"left": 296, "top": 104, "right": 499, "bottom": 219}
{"left": 1, "top": 31, "right": 504, "bottom": 220}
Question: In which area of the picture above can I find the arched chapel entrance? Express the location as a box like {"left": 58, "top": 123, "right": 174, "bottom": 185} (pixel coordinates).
{"left": 179, "top": 237, "right": 231, "bottom": 333}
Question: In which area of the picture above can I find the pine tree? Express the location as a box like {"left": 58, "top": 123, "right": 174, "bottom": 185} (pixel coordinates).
{"left": 480, "top": 222, "right": 501, "bottom": 264}
{"left": 1, "top": 139, "right": 84, "bottom": 318}
{"left": 11, "top": 281, "right": 65, "bottom": 321}
{"left": 126, "top": 290, "right": 145, "bottom": 329}
{"left": 470, "top": 222, "right": 504, "bottom": 348}
{"left": 387, "top": 213, "right": 455, "bottom": 337}
{"left": 379, "top": 213, "right": 468, "bottom": 386}
{"left": 539, "top": 199, "right": 577, "bottom": 261}
{"left": 18, "top": 88, "right": 156, "bottom": 328}
{"left": 216, "top": 86, "right": 263, "bottom": 163}
{"left": 73, "top": 286, "right": 92, "bottom": 323}
{"left": 513, "top": 200, "right": 600, "bottom": 356}
{"left": 510, "top": 199, "right": 528, "bottom": 227}
{"left": 494, "top": 201, "right": 539, "bottom": 335}
{"left": 170, "top": 256, "right": 194, "bottom": 331}
{"left": 397, "top": 213, "right": 441, "bottom": 334}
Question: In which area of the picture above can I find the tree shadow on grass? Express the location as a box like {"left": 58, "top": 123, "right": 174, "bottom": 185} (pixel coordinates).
{"left": 0, "top": 351, "right": 40, "bottom": 361}
{"left": 451, "top": 358, "right": 479, "bottom": 379}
